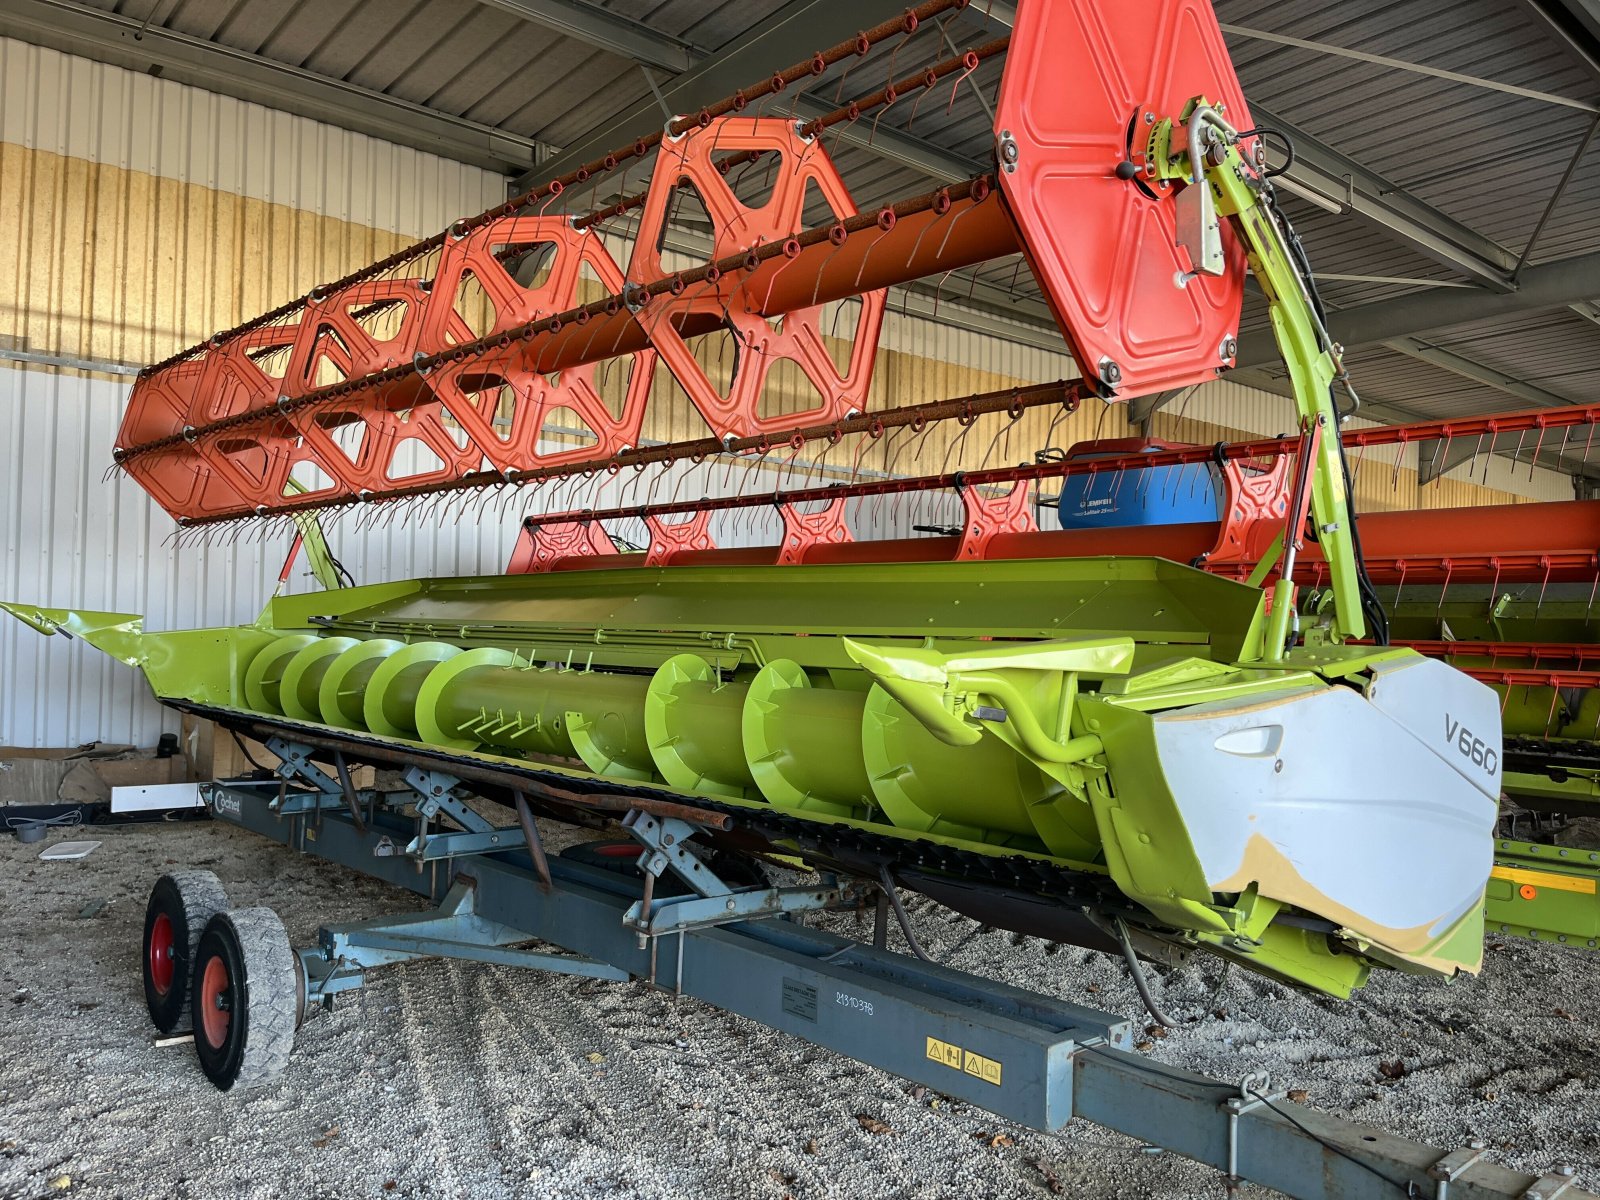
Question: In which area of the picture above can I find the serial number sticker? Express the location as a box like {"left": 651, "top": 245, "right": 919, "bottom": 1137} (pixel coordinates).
{"left": 782, "top": 978, "right": 818, "bottom": 1022}
{"left": 835, "top": 990, "right": 874, "bottom": 1017}
{"left": 925, "top": 1037, "right": 1002, "bottom": 1086}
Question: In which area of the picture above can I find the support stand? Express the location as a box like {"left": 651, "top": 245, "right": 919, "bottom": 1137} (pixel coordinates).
{"left": 186, "top": 772, "right": 1593, "bottom": 1200}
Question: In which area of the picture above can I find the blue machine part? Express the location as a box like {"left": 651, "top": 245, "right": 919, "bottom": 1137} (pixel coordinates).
{"left": 1055, "top": 440, "right": 1220, "bottom": 529}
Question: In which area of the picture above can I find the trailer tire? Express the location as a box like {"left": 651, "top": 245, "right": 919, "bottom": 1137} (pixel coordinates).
{"left": 142, "top": 870, "right": 229, "bottom": 1034}
{"left": 191, "top": 907, "right": 297, "bottom": 1091}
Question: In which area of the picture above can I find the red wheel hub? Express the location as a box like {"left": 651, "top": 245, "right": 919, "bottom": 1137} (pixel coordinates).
{"left": 148, "top": 912, "right": 175, "bottom": 996}
{"left": 199, "top": 955, "right": 232, "bottom": 1048}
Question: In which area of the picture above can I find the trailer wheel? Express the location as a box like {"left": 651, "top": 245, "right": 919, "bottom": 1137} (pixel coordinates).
{"left": 142, "top": 870, "right": 229, "bottom": 1034}
{"left": 190, "top": 908, "right": 297, "bottom": 1091}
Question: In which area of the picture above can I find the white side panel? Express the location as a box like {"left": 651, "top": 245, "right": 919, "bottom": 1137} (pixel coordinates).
{"left": 1152, "top": 683, "right": 1497, "bottom": 943}
{"left": 1365, "top": 656, "right": 1504, "bottom": 801}
{"left": 0, "top": 369, "right": 890, "bottom": 748}
{"left": 111, "top": 782, "right": 203, "bottom": 812}
{"left": 0, "top": 37, "right": 519, "bottom": 748}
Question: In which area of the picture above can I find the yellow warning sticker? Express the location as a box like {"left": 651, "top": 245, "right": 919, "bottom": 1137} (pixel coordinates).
{"left": 926, "top": 1036, "right": 964, "bottom": 1070}
{"left": 1491, "top": 865, "right": 1597, "bottom": 895}
{"left": 964, "top": 1049, "right": 1003, "bottom": 1086}
{"left": 925, "top": 1036, "right": 1001, "bottom": 1086}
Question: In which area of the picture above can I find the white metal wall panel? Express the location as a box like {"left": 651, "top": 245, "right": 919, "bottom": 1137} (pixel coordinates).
{"left": 0, "top": 38, "right": 515, "bottom": 746}
{"left": 0, "top": 35, "right": 507, "bottom": 238}
{"left": 0, "top": 367, "right": 915, "bottom": 747}
{"left": 0, "top": 367, "right": 528, "bottom": 747}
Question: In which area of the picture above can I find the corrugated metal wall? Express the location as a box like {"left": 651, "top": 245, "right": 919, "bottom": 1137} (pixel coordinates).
{"left": 1151, "top": 379, "right": 1573, "bottom": 508}
{"left": 0, "top": 38, "right": 511, "bottom": 747}
{"left": 0, "top": 35, "right": 506, "bottom": 368}
{"left": 0, "top": 368, "right": 532, "bottom": 747}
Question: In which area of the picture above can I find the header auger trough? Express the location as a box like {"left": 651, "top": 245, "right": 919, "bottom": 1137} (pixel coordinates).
{"left": 7, "top": 549, "right": 1499, "bottom": 995}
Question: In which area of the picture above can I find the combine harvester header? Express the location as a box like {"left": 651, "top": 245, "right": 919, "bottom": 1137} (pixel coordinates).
{"left": 12, "top": 6, "right": 1578, "bottom": 1194}
{"left": 12, "top": 0, "right": 1501, "bottom": 994}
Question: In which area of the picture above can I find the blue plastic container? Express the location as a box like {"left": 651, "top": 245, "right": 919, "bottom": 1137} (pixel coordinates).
{"left": 1055, "top": 440, "right": 1221, "bottom": 530}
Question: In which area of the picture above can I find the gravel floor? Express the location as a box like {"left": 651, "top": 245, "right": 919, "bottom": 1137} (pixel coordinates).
{"left": 1, "top": 816, "right": 1597, "bottom": 1200}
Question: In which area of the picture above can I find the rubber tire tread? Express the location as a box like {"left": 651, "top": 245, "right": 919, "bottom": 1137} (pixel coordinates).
{"left": 197, "top": 907, "right": 297, "bottom": 1090}
{"left": 143, "top": 870, "right": 229, "bottom": 1034}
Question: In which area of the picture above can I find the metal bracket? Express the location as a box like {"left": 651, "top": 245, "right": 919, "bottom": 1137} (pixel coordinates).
{"left": 401, "top": 767, "right": 494, "bottom": 860}
{"left": 644, "top": 510, "right": 717, "bottom": 566}
{"left": 956, "top": 482, "right": 1037, "bottom": 560}
{"left": 265, "top": 737, "right": 341, "bottom": 794}
{"left": 1431, "top": 1140, "right": 1489, "bottom": 1199}
{"left": 619, "top": 810, "right": 859, "bottom": 937}
{"left": 401, "top": 766, "right": 469, "bottom": 811}
{"left": 404, "top": 825, "right": 527, "bottom": 861}
{"left": 298, "top": 881, "right": 627, "bottom": 1013}
{"left": 392, "top": 769, "right": 540, "bottom": 863}
{"left": 506, "top": 519, "right": 617, "bottom": 574}
{"left": 776, "top": 498, "right": 853, "bottom": 565}
{"left": 1526, "top": 1169, "right": 1579, "bottom": 1200}
{"left": 1222, "top": 1073, "right": 1280, "bottom": 1187}
{"left": 622, "top": 811, "right": 732, "bottom": 896}
{"left": 263, "top": 737, "right": 373, "bottom": 831}
{"left": 271, "top": 789, "right": 373, "bottom": 817}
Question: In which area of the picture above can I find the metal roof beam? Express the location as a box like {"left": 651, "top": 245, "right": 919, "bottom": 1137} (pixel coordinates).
{"left": 1236, "top": 248, "right": 1600, "bottom": 366}
{"left": 0, "top": 0, "right": 542, "bottom": 174}
{"left": 1519, "top": 0, "right": 1600, "bottom": 84}
{"left": 1246, "top": 104, "right": 1519, "bottom": 291}
{"left": 1220, "top": 23, "right": 1599, "bottom": 112}
{"left": 1382, "top": 336, "right": 1577, "bottom": 408}
{"left": 886, "top": 288, "right": 1067, "bottom": 354}
{"left": 898, "top": 272, "right": 1059, "bottom": 338}
{"left": 476, "top": 0, "right": 699, "bottom": 73}
{"left": 955, "top": 4, "right": 1520, "bottom": 291}
{"left": 509, "top": 0, "right": 983, "bottom": 193}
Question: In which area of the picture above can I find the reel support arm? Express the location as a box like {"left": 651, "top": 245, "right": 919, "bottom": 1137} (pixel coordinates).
{"left": 1150, "top": 100, "right": 1365, "bottom": 647}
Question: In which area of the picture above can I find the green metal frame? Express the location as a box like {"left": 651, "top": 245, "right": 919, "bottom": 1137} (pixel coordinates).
{"left": 1148, "top": 99, "right": 1363, "bottom": 647}
{"left": 1486, "top": 838, "right": 1600, "bottom": 950}
{"left": 0, "top": 545, "right": 1465, "bottom": 999}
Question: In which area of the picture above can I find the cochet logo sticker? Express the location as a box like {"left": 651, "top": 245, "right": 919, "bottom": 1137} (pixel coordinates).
{"left": 1445, "top": 715, "right": 1498, "bottom": 775}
